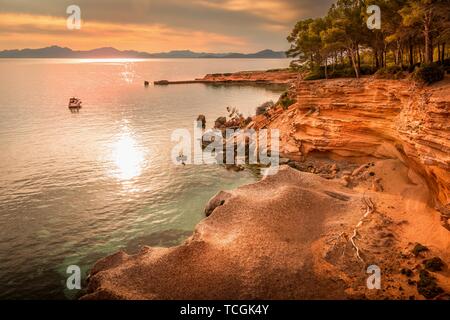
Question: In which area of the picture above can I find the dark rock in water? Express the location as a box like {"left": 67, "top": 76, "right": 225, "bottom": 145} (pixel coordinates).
{"left": 204, "top": 191, "right": 231, "bottom": 217}
{"left": 417, "top": 270, "right": 444, "bottom": 299}
{"left": 224, "top": 164, "right": 244, "bottom": 172}
{"left": 197, "top": 114, "right": 206, "bottom": 129}
{"left": 412, "top": 243, "right": 429, "bottom": 256}
{"left": 423, "top": 257, "right": 445, "bottom": 272}
{"left": 154, "top": 80, "right": 169, "bottom": 85}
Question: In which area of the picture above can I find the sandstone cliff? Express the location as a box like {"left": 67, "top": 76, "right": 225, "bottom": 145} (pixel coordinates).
{"left": 251, "top": 77, "right": 449, "bottom": 207}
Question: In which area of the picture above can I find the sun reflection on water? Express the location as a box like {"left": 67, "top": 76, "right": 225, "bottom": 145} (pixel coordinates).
{"left": 111, "top": 129, "right": 146, "bottom": 181}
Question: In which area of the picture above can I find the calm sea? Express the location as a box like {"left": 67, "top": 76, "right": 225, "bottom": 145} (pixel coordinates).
{"left": 0, "top": 58, "right": 289, "bottom": 299}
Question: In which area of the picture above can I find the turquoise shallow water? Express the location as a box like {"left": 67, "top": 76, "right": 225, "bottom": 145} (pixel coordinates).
{"left": 0, "top": 58, "right": 289, "bottom": 299}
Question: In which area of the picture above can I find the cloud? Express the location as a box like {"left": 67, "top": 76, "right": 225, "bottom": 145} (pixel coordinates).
{"left": 0, "top": 0, "right": 334, "bottom": 51}
{"left": 194, "top": 0, "right": 301, "bottom": 22}
{"left": 0, "top": 12, "right": 248, "bottom": 52}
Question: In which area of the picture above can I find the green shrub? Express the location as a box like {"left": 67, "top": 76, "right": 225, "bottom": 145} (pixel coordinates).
{"left": 386, "top": 65, "right": 403, "bottom": 74}
{"left": 279, "top": 92, "right": 296, "bottom": 109}
{"left": 331, "top": 67, "right": 357, "bottom": 78}
{"left": 303, "top": 64, "right": 375, "bottom": 80}
{"left": 360, "top": 65, "right": 376, "bottom": 75}
{"left": 304, "top": 68, "right": 324, "bottom": 80}
{"left": 374, "top": 65, "right": 405, "bottom": 79}
{"left": 408, "top": 63, "right": 421, "bottom": 73}
{"left": 266, "top": 68, "right": 289, "bottom": 72}
{"left": 413, "top": 63, "right": 445, "bottom": 84}
{"left": 441, "top": 59, "right": 450, "bottom": 74}
{"left": 256, "top": 101, "right": 274, "bottom": 116}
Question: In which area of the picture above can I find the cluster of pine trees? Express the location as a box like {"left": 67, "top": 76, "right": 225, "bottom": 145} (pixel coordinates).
{"left": 287, "top": 0, "right": 450, "bottom": 79}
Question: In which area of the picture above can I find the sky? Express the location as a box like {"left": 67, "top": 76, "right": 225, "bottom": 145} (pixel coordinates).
{"left": 0, "top": 0, "right": 334, "bottom": 53}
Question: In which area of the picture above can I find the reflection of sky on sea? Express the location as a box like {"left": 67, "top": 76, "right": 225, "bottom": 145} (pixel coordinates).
{"left": 0, "top": 58, "right": 289, "bottom": 299}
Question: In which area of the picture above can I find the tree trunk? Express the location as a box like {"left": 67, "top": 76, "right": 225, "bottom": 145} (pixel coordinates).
{"left": 357, "top": 45, "right": 361, "bottom": 71}
{"left": 423, "top": 9, "right": 433, "bottom": 64}
{"left": 395, "top": 41, "right": 401, "bottom": 65}
{"left": 375, "top": 50, "right": 380, "bottom": 69}
{"left": 332, "top": 52, "right": 336, "bottom": 72}
{"left": 349, "top": 48, "right": 359, "bottom": 78}
{"left": 442, "top": 42, "right": 445, "bottom": 60}
{"left": 400, "top": 48, "right": 404, "bottom": 66}
{"left": 409, "top": 44, "right": 414, "bottom": 67}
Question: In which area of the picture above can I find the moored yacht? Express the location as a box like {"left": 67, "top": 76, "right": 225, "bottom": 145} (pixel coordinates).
{"left": 68, "top": 97, "right": 82, "bottom": 109}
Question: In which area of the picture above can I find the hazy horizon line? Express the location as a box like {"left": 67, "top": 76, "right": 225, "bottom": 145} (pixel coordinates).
{"left": 0, "top": 44, "right": 288, "bottom": 55}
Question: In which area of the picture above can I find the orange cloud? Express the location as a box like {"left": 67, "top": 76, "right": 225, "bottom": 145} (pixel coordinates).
{"left": 195, "top": 0, "right": 300, "bottom": 22}
{"left": 0, "top": 12, "right": 249, "bottom": 52}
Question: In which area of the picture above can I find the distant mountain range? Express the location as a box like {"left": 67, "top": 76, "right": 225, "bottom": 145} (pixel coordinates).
{"left": 0, "top": 46, "right": 287, "bottom": 59}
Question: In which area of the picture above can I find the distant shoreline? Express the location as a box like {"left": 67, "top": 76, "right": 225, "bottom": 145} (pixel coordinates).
{"left": 0, "top": 46, "right": 288, "bottom": 59}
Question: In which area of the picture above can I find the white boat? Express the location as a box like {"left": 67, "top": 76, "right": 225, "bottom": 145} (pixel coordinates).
{"left": 68, "top": 97, "right": 82, "bottom": 109}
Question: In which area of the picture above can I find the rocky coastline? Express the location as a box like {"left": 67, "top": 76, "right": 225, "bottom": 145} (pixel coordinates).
{"left": 153, "top": 69, "right": 298, "bottom": 85}
{"left": 82, "top": 71, "right": 450, "bottom": 300}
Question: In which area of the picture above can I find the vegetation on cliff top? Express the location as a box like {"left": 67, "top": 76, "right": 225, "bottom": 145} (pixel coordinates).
{"left": 287, "top": 0, "right": 450, "bottom": 83}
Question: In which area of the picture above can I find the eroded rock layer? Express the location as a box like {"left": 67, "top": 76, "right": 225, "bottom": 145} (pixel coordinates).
{"left": 251, "top": 78, "right": 450, "bottom": 206}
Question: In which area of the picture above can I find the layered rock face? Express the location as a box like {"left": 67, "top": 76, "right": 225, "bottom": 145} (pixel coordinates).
{"left": 252, "top": 78, "right": 449, "bottom": 206}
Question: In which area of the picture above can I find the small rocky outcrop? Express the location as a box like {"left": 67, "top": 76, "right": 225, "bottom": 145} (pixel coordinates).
{"left": 204, "top": 191, "right": 231, "bottom": 217}
{"left": 202, "top": 70, "right": 298, "bottom": 84}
